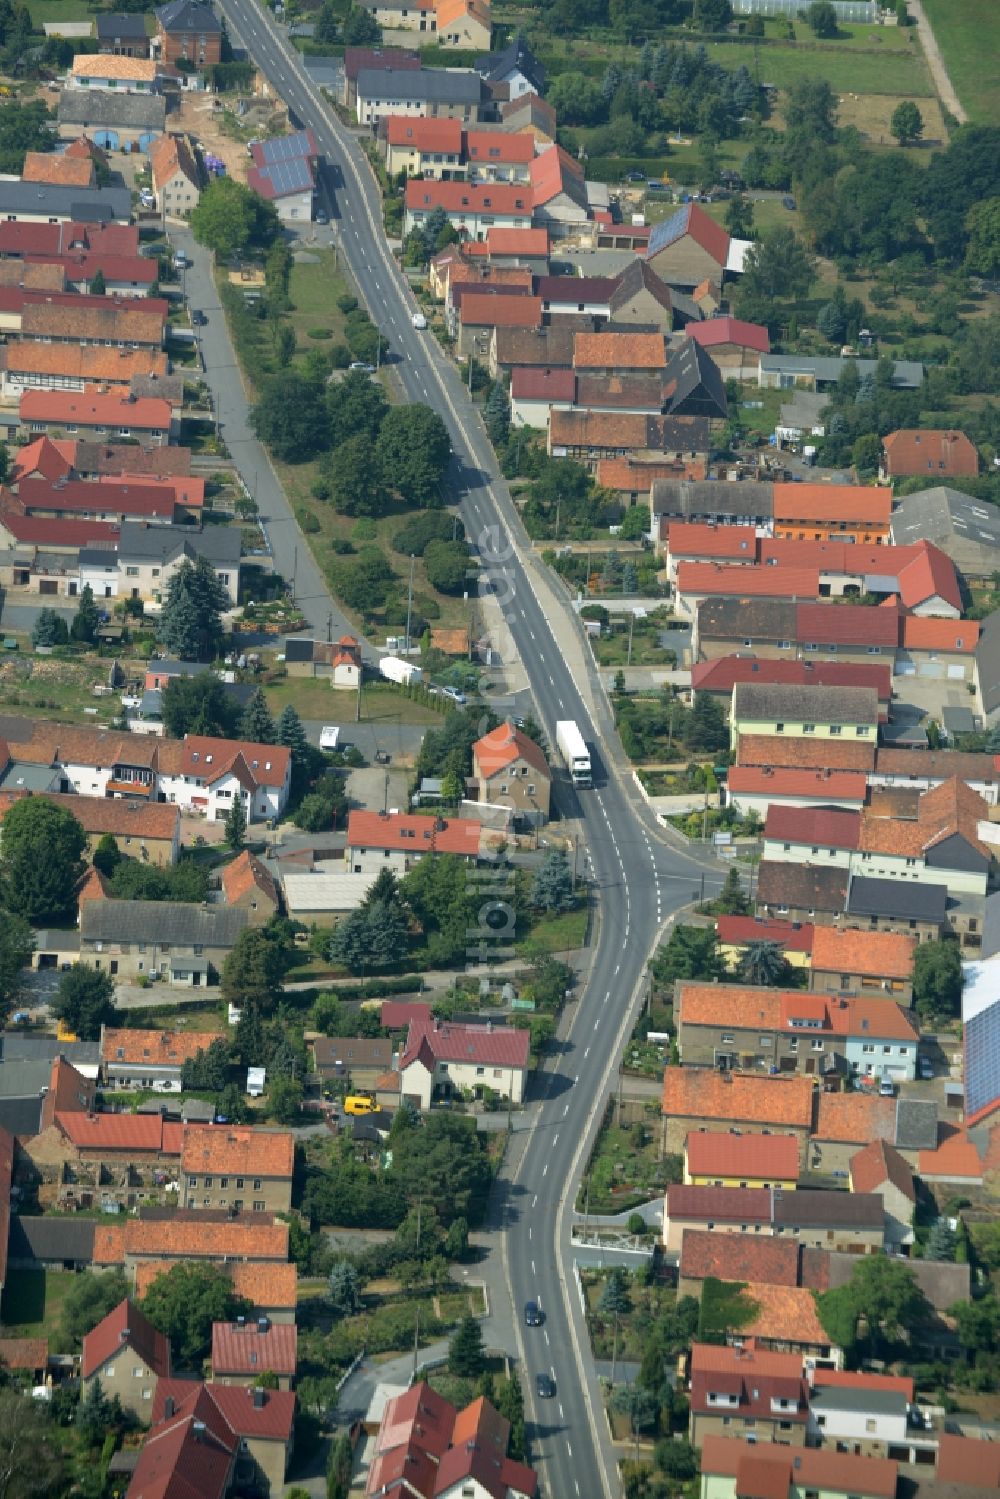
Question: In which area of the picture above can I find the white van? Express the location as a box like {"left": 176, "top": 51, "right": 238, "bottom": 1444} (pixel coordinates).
{"left": 411, "top": 311, "right": 427, "bottom": 329}
{"left": 319, "top": 725, "right": 341, "bottom": 750}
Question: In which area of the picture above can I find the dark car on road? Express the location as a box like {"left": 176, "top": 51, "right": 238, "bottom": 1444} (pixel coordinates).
{"left": 524, "top": 1301, "right": 543, "bottom": 1326}
{"left": 536, "top": 1373, "right": 556, "bottom": 1399}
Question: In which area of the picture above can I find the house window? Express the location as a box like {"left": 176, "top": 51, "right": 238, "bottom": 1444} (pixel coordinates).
{"left": 253, "top": 1179, "right": 261, "bottom": 1190}
{"left": 132, "top": 1366, "right": 143, "bottom": 1378}
{"left": 803, "top": 723, "right": 815, "bottom": 734}
{"left": 220, "top": 1178, "right": 228, "bottom": 1189}
{"left": 236, "top": 1178, "right": 244, "bottom": 1189}
{"left": 253, "top": 1200, "right": 265, "bottom": 1212}
{"left": 106, "top": 1366, "right": 116, "bottom": 1378}
{"left": 204, "top": 1177, "right": 213, "bottom": 1187}
{"left": 866, "top": 1419, "right": 877, "bottom": 1433}
{"left": 830, "top": 725, "right": 842, "bottom": 735}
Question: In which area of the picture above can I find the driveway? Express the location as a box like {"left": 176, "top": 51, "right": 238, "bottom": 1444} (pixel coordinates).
{"left": 345, "top": 765, "right": 412, "bottom": 814}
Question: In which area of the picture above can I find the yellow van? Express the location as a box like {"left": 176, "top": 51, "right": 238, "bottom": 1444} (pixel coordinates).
{"left": 343, "top": 1095, "right": 378, "bottom": 1116}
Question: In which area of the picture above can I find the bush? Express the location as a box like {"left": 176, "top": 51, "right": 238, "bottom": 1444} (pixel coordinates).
{"left": 337, "top": 294, "right": 359, "bottom": 314}
{"left": 297, "top": 509, "right": 321, "bottom": 534}
{"left": 308, "top": 327, "right": 332, "bottom": 339}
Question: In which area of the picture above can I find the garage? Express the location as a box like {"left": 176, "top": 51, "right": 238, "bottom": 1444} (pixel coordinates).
{"left": 93, "top": 130, "right": 120, "bottom": 151}
{"left": 138, "top": 131, "right": 158, "bottom": 151}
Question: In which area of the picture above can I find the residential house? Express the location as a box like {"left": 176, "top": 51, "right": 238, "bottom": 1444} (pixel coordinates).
{"left": 474, "top": 35, "right": 544, "bottom": 101}
{"left": 599, "top": 454, "right": 707, "bottom": 506}
{"left": 21, "top": 151, "right": 95, "bottom": 189}
{"left": 0, "top": 789, "right": 180, "bottom": 865}
{"left": 573, "top": 330, "right": 667, "bottom": 377}
{"left": 100, "top": 1026, "right": 227, "bottom": 1090}
{"left": 683, "top": 1131, "right": 800, "bottom": 1189}
{"left": 180, "top": 1127, "right": 295, "bottom": 1214}
{"left": 729, "top": 682, "right": 879, "bottom": 754}
{"left": 754, "top": 864, "right": 849, "bottom": 926}
{"left": 113, "top": 1216, "right": 290, "bottom": 1272}
{"left": 311, "top": 1036, "right": 394, "bottom": 1092}
{"left": 936, "top": 1432, "right": 1000, "bottom": 1489}
{"left": 872, "top": 747, "right": 1000, "bottom": 805}
{"left": 548, "top": 410, "right": 710, "bottom": 469}
{"left": 341, "top": 45, "right": 420, "bottom": 110}
{"left": 725, "top": 768, "right": 868, "bottom": 821}
{"left": 355, "top": 68, "right": 487, "bottom": 127}
{"left": 663, "top": 522, "right": 758, "bottom": 579}
{"left": 281, "top": 634, "right": 361, "bottom": 688}
{"left": 810, "top": 1092, "right": 896, "bottom": 1175}
{"left": 124, "top": 1394, "right": 234, "bottom": 1499}
{"left": 458, "top": 291, "right": 541, "bottom": 357}
{"left": 849, "top": 1139, "right": 915, "bottom": 1247}
{"left": 509, "top": 366, "right": 576, "bottom": 428}
{"left": 881, "top": 428, "right": 979, "bottom": 482}
{"left": 660, "top": 1068, "right": 815, "bottom": 1158}
{"left": 808, "top": 926, "right": 916, "bottom": 1003}
{"left": 83, "top": 520, "right": 241, "bottom": 606}
{"left": 358, "top": 0, "right": 437, "bottom": 32}
{"left": 806, "top": 1371, "right": 926, "bottom": 1464}
{"left": 687, "top": 317, "right": 770, "bottom": 379}
{"left": 669, "top": 1185, "right": 886, "bottom": 1253}
{"left": 529, "top": 144, "right": 588, "bottom": 230}
{"left": 535, "top": 273, "right": 617, "bottom": 320}
{"left": 687, "top": 1344, "right": 809, "bottom": 1448}
{"left": 149, "top": 1380, "right": 295, "bottom": 1498}
{"left": 499, "top": 89, "right": 555, "bottom": 146}
{"left": 399, "top": 1018, "right": 529, "bottom": 1109}
{"left": 606, "top": 257, "right": 675, "bottom": 330}
{"left": 153, "top": 0, "right": 223, "bottom": 66}
{"left": 771, "top": 483, "right": 892, "bottom": 545}
{"left": 148, "top": 133, "right": 200, "bottom": 217}
{"left": 471, "top": 720, "right": 551, "bottom": 823}
{"left": 247, "top": 131, "right": 319, "bottom": 224}
{"left": 20, "top": 391, "right": 172, "bottom": 446}
{"left": 96, "top": 13, "right": 151, "bottom": 56}
{"left": 82, "top": 1298, "right": 170, "bottom": 1422}
{"left": 898, "top": 613, "right": 981, "bottom": 685}
{"left": 211, "top": 1319, "right": 297, "bottom": 1391}
{"left": 840, "top": 874, "right": 947, "bottom": 944}
{"left": 383, "top": 116, "right": 463, "bottom": 179}
{"left": 674, "top": 982, "right": 919, "bottom": 1081}
{"left": 80, "top": 900, "right": 249, "bottom": 985}
{"left": 159, "top": 730, "right": 292, "bottom": 823}
{"left": 736, "top": 735, "right": 876, "bottom": 777}
{"left": 434, "top": 0, "right": 492, "bottom": 50}
{"left": 761, "top": 804, "right": 861, "bottom": 871}
{"left": 56, "top": 91, "right": 166, "bottom": 150}
{"left": 366, "top": 1382, "right": 538, "bottom": 1499}
{"left": 677, "top": 1231, "right": 800, "bottom": 1299}
{"left": 69, "top": 54, "right": 158, "bottom": 92}
{"left": 464, "top": 128, "right": 536, "bottom": 183}
{"left": 644, "top": 202, "right": 731, "bottom": 290}
{"left": 675, "top": 563, "right": 821, "bottom": 619}
{"left": 653, "top": 479, "right": 774, "bottom": 539}
{"left": 220, "top": 850, "right": 280, "bottom": 926}
{"left": 698, "top": 1436, "right": 898, "bottom": 1499}
{"left": 489, "top": 323, "right": 575, "bottom": 378}
{"left": 731, "top": 1282, "right": 840, "bottom": 1366}
{"left": 403, "top": 180, "right": 531, "bottom": 240}
{"left": 134, "top": 1261, "right": 298, "bottom": 1325}
{"left": 715, "top": 915, "right": 815, "bottom": 972}
{"left": 484, "top": 224, "right": 549, "bottom": 268}
{"left": 345, "top": 810, "right": 481, "bottom": 874}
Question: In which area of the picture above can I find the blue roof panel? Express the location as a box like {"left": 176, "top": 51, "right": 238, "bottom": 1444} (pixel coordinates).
{"left": 645, "top": 203, "right": 690, "bottom": 260}
{"left": 965, "top": 1000, "right": 1000, "bottom": 1121}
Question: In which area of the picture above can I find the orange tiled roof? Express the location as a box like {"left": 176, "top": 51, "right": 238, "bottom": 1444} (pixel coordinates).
{"left": 679, "top": 1230, "right": 800, "bottom": 1287}
{"left": 0, "top": 1338, "right": 47, "bottom": 1370}
{"left": 814, "top": 1092, "right": 894, "bottom": 1145}
{"left": 21, "top": 151, "right": 94, "bottom": 188}
{"left": 809, "top": 926, "right": 916, "bottom": 980}
{"left": 666, "top": 522, "right": 757, "bottom": 561}
{"left": 661, "top": 1068, "right": 814, "bottom": 1128}
{"left": 221, "top": 849, "right": 279, "bottom": 909}
{"left": 460, "top": 293, "right": 542, "bottom": 329}
{"left": 134, "top": 1259, "right": 297, "bottom": 1310}
{"left": 126, "top": 1218, "right": 289, "bottom": 1261}
{"left": 685, "top": 1130, "right": 800, "bottom": 1181}
{"left": 573, "top": 330, "right": 666, "bottom": 371}
{"left": 676, "top": 562, "right": 819, "bottom": 600}
{"left": 71, "top": 53, "right": 158, "bottom": 81}
{"left": 94, "top": 1224, "right": 126, "bottom": 1265}
{"left": 740, "top": 1282, "right": 829, "bottom": 1348}
{"left": 102, "top": 1028, "right": 227, "bottom": 1068}
{"left": 148, "top": 133, "right": 199, "bottom": 193}
{"left": 8, "top": 344, "right": 168, "bottom": 382}
{"left": 849, "top": 1139, "right": 915, "bottom": 1202}
{"left": 738, "top": 734, "right": 875, "bottom": 773}
{"left": 902, "top": 615, "right": 979, "bottom": 653}
{"left": 346, "top": 810, "right": 481, "bottom": 857}
{"left": 385, "top": 115, "right": 463, "bottom": 152}
{"left": 772, "top": 483, "right": 892, "bottom": 525}
{"left": 473, "top": 721, "right": 550, "bottom": 781}
{"left": 180, "top": 1126, "right": 294, "bottom": 1180}
{"left": 0, "top": 789, "right": 178, "bottom": 842}
{"left": 883, "top": 429, "right": 979, "bottom": 479}
{"left": 918, "top": 1126, "right": 984, "bottom": 1181}
{"left": 435, "top": 0, "right": 491, "bottom": 28}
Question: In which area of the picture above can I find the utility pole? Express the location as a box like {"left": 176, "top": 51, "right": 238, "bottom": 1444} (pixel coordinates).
{"left": 404, "top": 554, "right": 415, "bottom": 651}
{"left": 610, "top": 1311, "right": 619, "bottom": 1389}
{"left": 327, "top": 613, "right": 333, "bottom": 643}
{"left": 412, "top": 1303, "right": 420, "bottom": 1381}
{"left": 627, "top": 610, "right": 635, "bottom": 667}
{"left": 355, "top": 674, "right": 362, "bottom": 724}
{"left": 291, "top": 545, "right": 298, "bottom": 605}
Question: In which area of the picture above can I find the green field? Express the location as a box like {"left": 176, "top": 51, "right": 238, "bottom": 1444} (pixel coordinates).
{"left": 706, "top": 35, "right": 933, "bottom": 95}
{"left": 921, "top": 0, "right": 1000, "bottom": 124}
{"left": 1, "top": 1269, "right": 76, "bottom": 1338}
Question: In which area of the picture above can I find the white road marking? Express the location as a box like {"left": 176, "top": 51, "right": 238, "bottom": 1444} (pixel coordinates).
{"left": 531, "top": 1260, "right": 536, "bottom": 1276}
{"left": 542, "top": 1162, "right": 548, "bottom": 1176}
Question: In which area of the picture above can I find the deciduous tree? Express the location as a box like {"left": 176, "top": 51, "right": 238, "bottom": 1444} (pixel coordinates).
{"left": 221, "top": 926, "right": 289, "bottom": 1015}
{"left": 191, "top": 176, "right": 280, "bottom": 258}
{"left": 376, "top": 404, "right": 452, "bottom": 506}
{"left": 913, "top": 938, "right": 962, "bottom": 1020}
{"left": 162, "top": 671, "right": 240, "bottom": 738}
{"left": 52, "top": 964, "right": 117, "bottom": 1041}
{"left": 890, "top": 100, "right": 923, "bottom": 146}
{"left": 0, "top": 796, "right": 86, "bottom": 923}
{"left": 142, "top": 1262, "right": 249, "bottom": 1365}
{"left": 0, "top": 911, "right": 32, "bottom": 1026}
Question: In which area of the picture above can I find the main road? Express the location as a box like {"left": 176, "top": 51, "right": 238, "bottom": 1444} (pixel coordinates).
{"left": 211, "top": 9, "right": 721, "bottom": 1489}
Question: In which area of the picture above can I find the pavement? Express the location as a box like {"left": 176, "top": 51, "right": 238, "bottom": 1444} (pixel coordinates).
{"left": 200, "top": 11, "right": 728, "bottom": 1494}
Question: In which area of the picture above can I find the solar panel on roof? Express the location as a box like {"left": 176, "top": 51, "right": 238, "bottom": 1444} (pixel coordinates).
{"left": 256, "top": 158, "right": 315, "bottom": 197}
{"left": 256, "top": 131, "right": 314, "bottom": 166}
{"left": 965, "top": 1001, "right": 1000, "bottom": 1119}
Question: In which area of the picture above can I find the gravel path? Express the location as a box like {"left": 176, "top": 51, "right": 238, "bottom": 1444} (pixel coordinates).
{"left": 908, "top": 0, "right": 968, "bottom": 125}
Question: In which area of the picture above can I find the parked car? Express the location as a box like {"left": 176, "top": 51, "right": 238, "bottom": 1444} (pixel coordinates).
{"left": 919, "top": 1056, "right": 935, "bottom": 1080}
{"left": 411, "top": 312, "right": 428, "bottom": 329}
{"left": 349, "top": 361, "right": 375, "bottom": 373}
{"left": 343, "top": 1095, "right": 378, "bottom": 1116}
{"left": 782, "top": 195, "right": 797, "bottom": 210}
{"left": 440, "top": 686, "right": 467, "bottom": 705}
{"left": 192, "top": 310, "right": 207, "bottom": 326}
{"left": 172, "top": 251, "right": 189, "bottom": 269}
{"left": 878, "top": 1075, "right": 896, "bottom": 1097}
{"left": 315, "top": 209, "right": 329, "bottom": 224}
{"left": 625, "top": 170, "right": 646, "bottom": 182}
{"left": 374, "top": 749, "right": 391, "bottom": 765}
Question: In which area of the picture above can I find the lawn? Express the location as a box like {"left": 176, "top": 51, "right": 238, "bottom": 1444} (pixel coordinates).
{"left": 517, "top": 904, "right": 589, "bottom": 955}
{"left": 1, "top": 1268, "right": 76, "bottom": 1338}
{"left": 591, "top": 614, "right": 679, "bottom": 669}
{"left": 921, "top": 0, "right": 1000, "bottom": 124}
{"left": 263, "top": 676, "right": 447, "bottom": 726}
{"left": 712, "top": 33, "right": 932, "bottom": 95}
{"left": 577, "top": 1102, "right": 674, "bottom": 1215}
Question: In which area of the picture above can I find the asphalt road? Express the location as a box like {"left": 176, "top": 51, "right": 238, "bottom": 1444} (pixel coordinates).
{"left": 211, "top": 9, "right": 721, "bottom": 1491}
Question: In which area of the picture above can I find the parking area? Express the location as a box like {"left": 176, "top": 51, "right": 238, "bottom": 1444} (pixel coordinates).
{"left": 345, "top": 765, "right": 413, "bottom": 815}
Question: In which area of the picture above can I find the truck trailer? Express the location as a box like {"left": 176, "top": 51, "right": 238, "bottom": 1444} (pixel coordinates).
{"left": 556, "top": 719, "right": 592, "bottom": 787}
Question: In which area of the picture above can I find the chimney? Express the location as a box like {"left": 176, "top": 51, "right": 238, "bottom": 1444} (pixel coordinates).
{"left": 164, "top": 1395, "right": 175, "bottom": 1418}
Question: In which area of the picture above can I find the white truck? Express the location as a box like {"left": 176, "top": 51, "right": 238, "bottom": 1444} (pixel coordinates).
{"left": 380, "top": 655, "right": 424, "bottom": 687}
{"left": 556, "top": 720, "right": 592, "bottom": 787}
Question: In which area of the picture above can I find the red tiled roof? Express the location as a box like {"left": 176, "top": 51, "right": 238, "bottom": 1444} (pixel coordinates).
{"left": 155, "top": 735, "right": 290, "bottom": 791}
{"left": 11, "top": 436, "right": 75, "bottom": 482}
{"left": 28, "top": 251, "right": 156, "bottom": 287}
{"left": 473, "top": 721, "right": 550, "bottom": 781}
{"left": 344, "top": 45, "right": 420, "bottom": 80}
{"left": 773, "top": 483, "right": 892, "bottom": 525}
{"left": 375, "top": 1380, "right": 455, "bottom": 1463}
{"left": 380, "top": 1000, "right": 432, "bottom": 1029}
{"left": 812, "top": 1368, "right": 914, "bottom": 1398}
{"left": 883, "top": 429, "right": 979, "bottom": 479}
{"left": 685, "top": 1131, "right": 800, "bottom": 1182}
{"left": 528, "top": 143, "right": 585, "bottom": 207}
{"left": 897, "top": 541, "right": 963, "bottom": 612}
{"left": 676, "top": 562, "right": 820, "bottom": 599}
{"left": 0, "top": 511, "right": 119, "bottom": 546}
{"left": 485, "top": 227, "right": 548, "bottom": 256}
{"left": 211, "top": 1321, "right": 297, "bottom": 1377}
{"left": 661, "top": 1069, "right": 814, "bottom": 1128}
{"left": 14, "top": 476, "right": 177, "bottom": 521}
{"left": 691, "top": 656, "right": 892, "bottom": 702}
{"left": 127, "top": 1403, "right": 233, "bottom": 1499}
{"left": 666, "top": 522, "right": 757, "bottom": 561}
{"left": 763, "top": 804, "right": 861, "bottom": 849}
{"left": 740, "top": 1281, "right": 830, "bottom": 1348}
{"left": 180, "top": 1127, "right": 293, "bottom": 1180}
{"left": 405, "top": 180, "right": 531, "bottom": 214}
{"left": 796, "top": 601, "right": 900, "bottom": 647}
{"left": 902, "top": 614, "right": 979, "bottom": 653}
{"left": 737, "top": 734, "right": 875, "bottom": 773}
{"left": 0, "top": 220, "right": 138, "bottom": 258}
{"left": 19, "top": 390, "right": 171, "bottom": 429}
{"left": 510, "top": 366, "right": 576, "bottom": 402}
{"left": 726, "top": 767, "right": 867, "bottom": 802}
{"left": 82, "top": 1297, "right": 170, "bottom": 1381}
{"left": 460, "top": 292, "right": 542, "bottom": 328}
{"left": 465, "top": 128, "right": 535, "bottom": 163}
{"left": 385, "top": 115, "right": 463, "bottom": 152}
{"left": 136, "top": 1259, "right": 297, "bottom": 1311}
{"left": 573, "top": 330, "right": 666, "bottom": 371}
{"left": 700, "top": 1436, "right": 897, "bottom": 1499}
{"left": 346, "top": 810, "right": 481, "bottom": 857}
{"left": 814, "top": 1092, "right": 895, "bottom": 1145}
{"left": 128, "top": 1218, "right": 289, "bottom": 1261}
{"left": 152, "top": 1378, "right": 295, "bottom": 1443}
{"left": 56, "top": 1112, "right": 180, "bottom": 1153}
{"left": 102, "top": 1028, "right": 226, "bottom": 1068}
{"left": 849, "top": 1139, "right": 916, "bottom": 1202}
{"left": 402, "top": 1018, "right": 529, "bottom": 1071}
{"left": 810, "top": 926, "right": 917, "bottom": 980}
{"left": 687, "top": 317, "right": 770, "bottom": 354}
{"left": 715, "top": 915, "right": 815, "bottom": 953}
{"left": 678, "top": 1229, "right": 799, "bottom": 1287}
{"left": 936, "top": 1433, "right": 1000, "bottom": 1487}
{"left": 918, "top": 1126, "right": 984, "bottom": 1181}
{"left": 0, "top": 1338, "right": 46, "bottom": 1371}
{"left": 221, "top": 849, "right": 279, "bottom": 909}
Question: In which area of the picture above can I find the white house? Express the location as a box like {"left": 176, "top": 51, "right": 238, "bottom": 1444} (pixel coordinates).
{"left": 344, "top": 810, "right": 481, "bottom": 875}
{"left": 806, "top": 1373, "right": 933, "bottom": 1463}
{"left": 155, "top": 735, "right": 291, "bottom": 824}
{"left": 399, "top": 1019, "right": 529, "bottom": 1109}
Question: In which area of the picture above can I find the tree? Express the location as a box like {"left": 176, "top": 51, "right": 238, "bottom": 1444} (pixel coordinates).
{"left": 817, "top": 298, "right": 847, "bottom": 344}
{"left": 685, "top": 692, "right": 728, "bottom": 754}
{"left": 327, "top": 432, "right": 389, "bottom": 517}
{"left": 926, "top": 1217, "right": 958, "bottom": 1261}
{"left": 448, "top": 1315, "right": 486, "bottom": 1377}
{"left": 0, "top": 911, "right": 31, "bottom": 1027}
{"left": 950, "top": 1292, "right": 1000, "bottom": 1355}
{"left": 52, "top": 964, "right": 117, "bottom": 1041}
{"left": 737, "top": 228, "right": 815, "bottom": 321}
{"left": 913, "top": 938, "right": 962, "bottom": 1020}
{"left": 785, "top": 77, "right": 838, "bottom": 143}
{"left": 251, "top": 370, "right": 330, "bottom": 463}
{"left": 327, "top": 1432, "right": 354, "bottom": 1499}
{"left": 424, "top": 538, "right": 470, "bottom": 594}
{"left": 293, "top": 786, "right": 346, "bottom": 833}
{"left": 224, "top": 795, "right": 247, "bottom": 852}
{"left": 530, "top": 850, "right": 575, "bottom": 912}
{"left": 725, "top": 194, "right": 754, "bottom": 239}
{"left": 70, "top": 583, "right": 100, "bottom": 644}
{"left": 804, "top": 0, "right": 837, "bottom": 34}
{"left": 162, "top": 671, "right": 240, "bottom": 739}
{"left": 328, "top": 1260, "right": 362, "bottom": 1316}
{"left": 142, "top": 1262, "right": 249, "bottom": 1365}
{"left": 60, "top": 1269, "right": 130, "bottom": 1348}
{"left": 109, "top": 859, "right": 209, "bottom": 904}
{"left": 239, "top": 687, "right": 275, "bottom": 744}
{"left": 965, "top": 197, "right": 1000, "bottom": 277}
{"left": 0, "top": 796, "right": 86, "bottom": 923}
{"left": 276, "top": 702, "right": 309, "bottom": 760}
{"left": 269, "top": 1075, "right": 303, "bottom": 1123}
{"left": 159, "top": 557, "right": 229, "bottom": 661}
{"left": 0, "top": 1387, "right": 64, "bottom": 1499}
{"left": 376, "top": 404, "right": 452, "bottom": 506}
{"left": 314, "top": 0, "right": 339, "bottom": 45}
{"left": 716, "top": 867, "right": 749, "bottom": 916}
{"left": 191, "top": 176, "right": 280, "bottom": 258}
{"left": 484, "top": 381, "right": 510, "bottom": 446}
{"left": 78, "top": 1377, "right": 114, "bottom": 1448}
{"left": 650, "top": 925, "right": 724, "bottom": 985}
{"left": 890, "top": 100, "right": 924, "bottom": 146}
{"left": 818, "top": 1255, "right": 930, "bottom": 1363}
{"left": 343, "top": 4, "right": 381, "bottom": 43}
{"left": 30, "top": 608, "right": 69, "bottom": 648}
{"left": 390, "top": 1113, "right": 491, "bottom": 1227}
{"left": 222, "top": 925, "right": 289, "bottom": 1016}
{"left": 693, "top": 0, "right": 731, "bottom": 27}
{"left": 180, "top": 1036, "right": 231, "bottom": 1092}
{"left": 922, "top": 126, "right": 1000, "bottom": 261}
{"left": 599, "top": 1268, "right": 633, "bottom": 1315}
{"left": 740, "top": 940, "right": 787, "bottom": 987}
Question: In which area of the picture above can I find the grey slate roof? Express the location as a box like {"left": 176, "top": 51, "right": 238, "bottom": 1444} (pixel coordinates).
{"left": 355, "top": 67, "right": 484, "bottom": 105}
{"left": 81, "top": 899, "right": 249, "bottom": 947}
{"left": 302, "top": 55, "right": 343, "bottom": 90}
{"left": 975, "top": 607, "right": 1000, "bottom": 717}
{"left": 652, "top": 478, "right": 773, "bottom": 520}
{"left": 845, "top": 875, "right": 947, "bottom": 925}
{"left": 695, "top": 596, "right": 796, "bottom": 641}
{"left": 96, "top": 12, "right": 149, "bottom": 38}
{"left": 760, "top": 353, "right": 924, "bottom": 389}
{"left": 810, "top": 1386, "right": 907, "bottom": 1417}
{"left": 772, "top": 1189, "right": 883, "bottom": 1229}
{"left": 155, "top": 0, "right": 221, "bottom": 33}
{"left": 0, "top": 1058, "right": 54, "bottom": 1099}
{"left": 0, "top": 1097, "right": 44, "bottom": 1135}
{"left": 894, "top": 1098, "right": 939, "bottom": 1152}
{"left": 755, "top": 861, "right": 848, "bottom": 915}
{"left": 0, "top": 1034, "right": 99, "bottom": 1065}
{"left": 892, "top": 485, "right": 1000, "bottom": 579}
{"left": 57, "top": 90, "right": 166, "bottom": 134}
{"left": 474, "top": 36, "right": 544, "bottom": 93}
{"left": 283, "top": 637, "right": 314, "bottom": 663}
{"left": 732, "top": 681, "right": 879, "bottom": 727}
{"left": 130, "top": 373, "right": 184, "bottom": 405}
{"left": 608, "top": 257, "right": 673, "bottom": 319}
{"left": 117, "top": 520, "right": 242, "bottom": 568}
{"left": 0, "top": 178, "right": 133, "bottom": 223}
{"left": 663, "top": 339, "right": 727, "bottom": 420}
{"left": 8, "top": 1215, "right": 96, "bottom": 1265}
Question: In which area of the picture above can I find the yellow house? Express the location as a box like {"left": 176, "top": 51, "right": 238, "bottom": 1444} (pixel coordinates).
{"left": 434, "top": 0, "right": 492, "bottom": 48}
{"left": 716, "top": 915, "right": 813, "bottom": 973}
{"left": 683, "top": 1131, "right": 800, "bottom": 1190}
{"left": 730, "top": 681, "right": 879, "bottom": 752}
